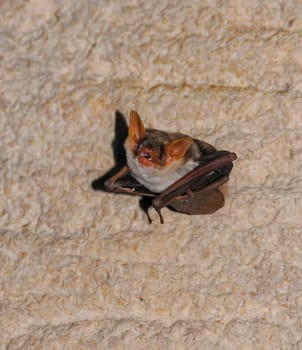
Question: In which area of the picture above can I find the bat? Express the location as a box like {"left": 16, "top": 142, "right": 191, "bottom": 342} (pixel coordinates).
{"left": 105, "top": 111, "right": 237, "bottom": 223}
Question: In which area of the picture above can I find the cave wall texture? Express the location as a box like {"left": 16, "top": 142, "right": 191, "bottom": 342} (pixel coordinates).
{"left": 1, "top": 0, "right": 302, "bottom": 349}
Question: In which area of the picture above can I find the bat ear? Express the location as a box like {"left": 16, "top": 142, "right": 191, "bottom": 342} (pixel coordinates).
{"left": 165, "top": 136, "right": 193, "bottom": 162}
{"left": 129, "top": 111, "right": 145, "bottom": 151}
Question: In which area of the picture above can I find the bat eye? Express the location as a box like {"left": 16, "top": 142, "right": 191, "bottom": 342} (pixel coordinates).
{"left": 141, "top": 151, "right": 151, "bottom": 160}
{"left": 158, "top": 153, "right": 163, "bottom": 161}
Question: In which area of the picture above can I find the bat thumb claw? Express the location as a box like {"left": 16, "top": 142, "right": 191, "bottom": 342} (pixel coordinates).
{"left": 104, "top": 179, "right": 116, "bottom": 192}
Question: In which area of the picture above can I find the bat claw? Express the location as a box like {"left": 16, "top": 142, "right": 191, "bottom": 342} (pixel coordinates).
{"left": 104, "top": 179, "right": 131, "bottom": 195}
{"left": 153, "top": 205, "right": 164, "bottom": 224}
{"left": 176, "top": 189, "right": 193, "bottom": 201}
{"left": 104, "top": 179, "right": 119, "bottom": 192}
{"left": 104, "top": 179, "right": 113, "bottom": 190}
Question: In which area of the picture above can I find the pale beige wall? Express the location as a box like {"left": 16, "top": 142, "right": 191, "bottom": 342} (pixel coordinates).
{"left": 1, "top": 1, "right": 302, "bottom": 348}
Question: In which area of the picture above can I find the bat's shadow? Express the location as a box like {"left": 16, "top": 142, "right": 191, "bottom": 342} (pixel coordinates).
{"left": 91, "top": 111, "right": 153, "bottom": 222}
{"left": 91, "top": 110, "right": 128, "bottom": 190}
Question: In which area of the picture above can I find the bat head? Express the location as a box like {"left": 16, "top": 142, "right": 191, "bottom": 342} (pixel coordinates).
{"left": 128, "top": 111, "right": 193, "bottom": 169}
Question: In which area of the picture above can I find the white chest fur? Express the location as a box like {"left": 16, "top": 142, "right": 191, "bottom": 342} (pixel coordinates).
{"left": 125, "top": 143, "right": 198, "bottom": 193}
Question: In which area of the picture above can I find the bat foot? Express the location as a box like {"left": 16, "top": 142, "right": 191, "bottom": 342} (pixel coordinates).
{"left": 153, "top": 206, "right": 164, "bottom": 224}
{"left": 139, "top": 197, "right": 153, "bottom": 224}
{"left": 152, "top": 196, "right": 165, "bottom": 223}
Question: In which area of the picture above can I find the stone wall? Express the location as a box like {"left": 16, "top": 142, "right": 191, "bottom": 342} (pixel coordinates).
{"left": 1, "top": 1, "right": 302, "bottom": 348}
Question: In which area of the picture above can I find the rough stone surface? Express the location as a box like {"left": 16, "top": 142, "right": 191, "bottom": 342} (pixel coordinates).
{"left": 1, "top": 1, "right": 302, "bottom": 349}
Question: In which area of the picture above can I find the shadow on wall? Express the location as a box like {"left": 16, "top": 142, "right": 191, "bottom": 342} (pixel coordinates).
{"left": 91, "top": 110, "right": 153, "bottom": 222}
{"left": 91, "top": 110, "right": 128, "bottom": 191}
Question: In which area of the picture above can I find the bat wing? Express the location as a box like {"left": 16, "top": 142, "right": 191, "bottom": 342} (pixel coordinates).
{"left": 152, "top": 151, "right": 237, "bottom": 223}
{"left": 109, "top": 174, "right": 225, "bottom": 218}
{"left": 105, "top": 151, "right": 237, "bottom": 223}
{"left": 168, "top": 189, "right": 225, "bottom": 215}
